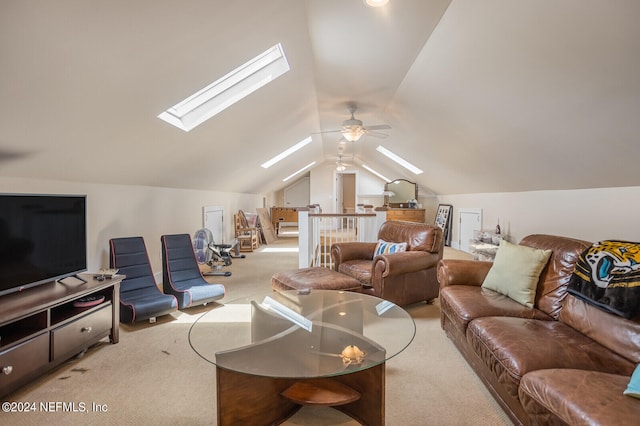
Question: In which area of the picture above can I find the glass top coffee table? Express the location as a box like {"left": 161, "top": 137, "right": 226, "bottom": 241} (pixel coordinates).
{"left": 189, "top": 289, "right": 415, "bottom": 426}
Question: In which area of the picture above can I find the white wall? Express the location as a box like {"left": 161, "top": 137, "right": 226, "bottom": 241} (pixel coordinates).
{"left": 307, "top": 165, "right": 399, "bottom": 212}
{"left": 309, "top": 167, "right": 334, "bottom": 212}
{"left": 438, "top": 186, "right": 640, "bottom": 247}
{"left": 356, "top": 169, "right": 386, "bottom": 206}
{"left": 0, "top": 177, "right": 263, "bottom": 275}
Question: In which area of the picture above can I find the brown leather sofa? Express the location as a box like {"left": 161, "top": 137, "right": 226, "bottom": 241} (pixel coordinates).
{"left": 437, "top": 234, "right": 640, "bottom": 425}
{"left": 331, "top": 220, "right": 443, "bottom": 306}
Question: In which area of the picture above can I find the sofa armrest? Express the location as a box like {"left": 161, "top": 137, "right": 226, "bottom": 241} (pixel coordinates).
{"left": 330, "top": 242, "right": 377, "bottom": 270}
{"left": 437, "top": 259, "right": 493, "bottom": 288}
{"left": 373, "top": 251, "right": 439, "bottom": 278}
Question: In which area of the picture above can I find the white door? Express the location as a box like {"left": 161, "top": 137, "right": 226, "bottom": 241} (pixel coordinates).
{"left": 340, "top": 173, "right": 356, "bottom": 213}
{"left": 203, "top": 205, "right": 224, "bottom": 243}
{"left": 284, "top": 177, "right": 310, "bottom": 207}
{"left": 458, "top": 208, "right": 482, "bottom": 253}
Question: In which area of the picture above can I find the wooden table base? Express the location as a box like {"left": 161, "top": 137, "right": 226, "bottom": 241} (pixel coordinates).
{"left": 216, "top": 363, "right": 385, "bottom": 425}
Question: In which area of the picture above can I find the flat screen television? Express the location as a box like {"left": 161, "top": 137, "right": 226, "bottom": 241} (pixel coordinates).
{"left": 0, "top": 194, "right": 87, "bottom": 297}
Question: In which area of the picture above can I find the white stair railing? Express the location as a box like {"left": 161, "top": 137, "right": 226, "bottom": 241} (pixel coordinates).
{"left": 298, "top": 210, "right": 387, "bottom": 268}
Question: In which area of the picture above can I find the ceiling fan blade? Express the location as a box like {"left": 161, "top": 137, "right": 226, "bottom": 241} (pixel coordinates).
{"left": 314, "top": 129, "right": 342, "bottom": 134}
{"left": 365, "top": 130, "right": 389, "bottom": 138}
{"left": 364, "top": 124, "right": 391, "bottom": 131}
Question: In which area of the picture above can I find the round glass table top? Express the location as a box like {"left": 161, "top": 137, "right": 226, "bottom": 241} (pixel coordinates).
{"left": 188, "top": 289, "right": 416, "bottom": 379}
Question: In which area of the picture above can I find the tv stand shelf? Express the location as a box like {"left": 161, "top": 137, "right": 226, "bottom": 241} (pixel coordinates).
{"left": 0, "top": 274, "right": 122, "bottom": 397}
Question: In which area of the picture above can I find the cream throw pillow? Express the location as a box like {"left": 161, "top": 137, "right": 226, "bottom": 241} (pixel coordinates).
{"left": 481, "top": 240, "right": 552, "bottom": 307}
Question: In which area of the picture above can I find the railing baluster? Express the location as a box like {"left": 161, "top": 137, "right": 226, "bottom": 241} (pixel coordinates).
{"left": 301, "top": 213, "right": 379, "bottom": 268}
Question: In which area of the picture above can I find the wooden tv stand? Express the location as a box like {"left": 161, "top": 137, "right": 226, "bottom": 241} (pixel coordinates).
{"left": 0, "top": 274, "right": 121, "bottom": 398}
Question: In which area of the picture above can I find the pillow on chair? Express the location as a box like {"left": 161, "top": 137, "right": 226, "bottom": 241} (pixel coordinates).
{"left": 374, "top": 240, "right": 407, "bottom": 256}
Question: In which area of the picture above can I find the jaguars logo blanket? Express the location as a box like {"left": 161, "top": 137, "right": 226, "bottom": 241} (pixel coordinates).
{"left": 568, "top": 240, "right": 640, "bottom": 319}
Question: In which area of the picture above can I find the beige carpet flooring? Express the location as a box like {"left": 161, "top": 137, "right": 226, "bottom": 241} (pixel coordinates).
{"left": 1, "top": 233, "right": 512, "bottom": 425}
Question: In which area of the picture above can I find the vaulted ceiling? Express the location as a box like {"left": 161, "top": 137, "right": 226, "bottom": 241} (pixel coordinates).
{"left": 1, "top": 1, "right": 638, "bottom": 196}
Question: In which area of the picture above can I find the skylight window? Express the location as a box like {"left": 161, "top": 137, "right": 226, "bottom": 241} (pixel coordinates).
{"left": 362, "top": 164, "right": 391, "bottom": 182}
{"left": 158, "top": 43, "right": 290, "bottom": 132}
{"left": 376, "top": 146, "right": 423, "bottom": 175}
{"left": 283, "top": 161, "right": 316, "bottom": 182}
{"left": 261, "top": 137, "right": 312, "bottom": 168}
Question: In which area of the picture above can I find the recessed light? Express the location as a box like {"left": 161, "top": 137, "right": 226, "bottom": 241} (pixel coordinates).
{"left": 364, "top": 0, "right": 390, "bottom": 7}
{"left": 261, "top": 136, "right": 312, "bottom": 168}
{"left": 283, "top": 162, "right": 316, "bottom": 182}
{"left": 362, "top": 164, "right": 391, "bottom": 182}
{"left": 376, "top": 146, "right": 423, "bottom": 175}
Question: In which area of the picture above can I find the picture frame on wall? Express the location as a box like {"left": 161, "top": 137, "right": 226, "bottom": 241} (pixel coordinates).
{"left": 435, "top": 204, "right": 453, "bottom": 246}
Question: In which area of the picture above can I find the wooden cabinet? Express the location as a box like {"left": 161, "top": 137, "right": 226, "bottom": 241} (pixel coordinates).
{"left": 385, "top": 208, "right": 425, "bottom": 223}
{"left": 271, "top": 207, "right": 300, "bottom": 234}
{"left": 0, "top": 333, "right": 49, "bottom": 393}
{"left": 0, "top": 274, "right": 121, "bottom": 397}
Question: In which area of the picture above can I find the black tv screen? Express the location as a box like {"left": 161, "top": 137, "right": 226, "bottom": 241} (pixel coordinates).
{"left": 0, "top": 194, "right": 87, "bottom": 296}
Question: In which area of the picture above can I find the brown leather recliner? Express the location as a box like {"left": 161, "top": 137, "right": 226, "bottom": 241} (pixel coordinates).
{"left": 330, "top": 220, "right": 444, "bottom": 306}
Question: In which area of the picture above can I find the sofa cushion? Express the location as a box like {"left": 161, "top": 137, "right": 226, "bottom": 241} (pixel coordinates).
{"left": 520, "top": 234, "right": 591, "bottom": 319}
{"left": 519, "top": 369, "right": 640, "bottom": 426}
{"left": 559, "top": 295, "right": 640, "bottom": 364}
{"left": 271, "top": 267, "right": 363, "bottom": 292}
{"left": 466, "top": 316, "right": 635, "bottom": 399}
{"left": 374, "top": 239, "right": 407, "bottom": 256}
{"left": 338, "top": 260, "right": 373, "bottom": 285}
{"left": 481, "top": 240, "right": 552, "bottom": 307}
{"left": 439, "top": 285, "right": 552, "bottom": 335}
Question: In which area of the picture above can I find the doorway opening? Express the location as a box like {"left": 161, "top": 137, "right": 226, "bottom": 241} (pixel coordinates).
{"left": 458, "top": 208, "right": 482, "bottom": 252}
{"left": 336, "top": 172, "right": 356, "bottom": 214}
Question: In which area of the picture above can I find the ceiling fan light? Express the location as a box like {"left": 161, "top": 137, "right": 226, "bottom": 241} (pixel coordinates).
{"left": 336, "top": 164, "right": 346, "bottom": 172}
{"left": 342, "top": 126, "right": 365, "bottom": 142}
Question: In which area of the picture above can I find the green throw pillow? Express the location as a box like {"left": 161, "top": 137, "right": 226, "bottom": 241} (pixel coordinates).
{"left": 481, "top": 240, "right": 552, "bottom": 307}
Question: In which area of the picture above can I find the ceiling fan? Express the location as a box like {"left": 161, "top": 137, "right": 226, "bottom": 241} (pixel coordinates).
{"left": 335, "top": 154, "right": 352, "bottom": 171}
{"left": 320, "top": 106, "right": 391, "bottom": 142}
{"left": 325, "top": 154, "right": 353, "bottom": 172}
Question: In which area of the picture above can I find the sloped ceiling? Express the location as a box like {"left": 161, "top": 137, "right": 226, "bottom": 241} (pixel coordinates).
{"left": 1, "top": 0, "right": 638, "bottom": 196}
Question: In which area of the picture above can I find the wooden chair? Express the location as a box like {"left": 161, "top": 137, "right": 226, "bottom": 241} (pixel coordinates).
{"left": 235, "top": 211, "right": 259, "bottom": 252}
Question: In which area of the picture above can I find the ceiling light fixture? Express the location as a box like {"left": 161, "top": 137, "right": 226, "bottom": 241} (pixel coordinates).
{"left": 158, "top": 43, "right": 290, "bottom": 132}
{"left": 340, "top": 110, "right": 366, "bottom": 142}
{"left": 376, "top": 145, "right": 423, "bottom": 175}
{"left": 364, "top": 0, "right": 390, "bottom": 7}
{"left": 362, "top": 164, "right": 391, "bottom": 182}
{"left": 336, "top": 164, "right": 346, "bottom": 172}
{"left": 283, "top": 161, "right": 316, "bottom": 182}
{"left": 261, "top": 136, "right": 312, "bottom": 168}
{"left": 341, "top": 126, "right": 366, "bottom": 142}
